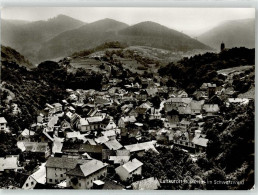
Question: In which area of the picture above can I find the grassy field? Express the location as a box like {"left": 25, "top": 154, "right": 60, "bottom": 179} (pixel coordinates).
{"left": 217, "top": 65, "right": 254, "bottom": 75}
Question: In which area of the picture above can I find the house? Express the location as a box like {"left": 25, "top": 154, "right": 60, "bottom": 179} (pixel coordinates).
{"left": 0, "top": 155, "right": 20, "bottom": 174}
{"left": 43, "top": 104, "right": 55, "bottom": 119}
{"left": 149, "top": 108, "right": 161, "bottom": 120}
{"left": 146, "top": 88, "right": 158, "bottom": 97}
{"left": 136, "top": 90, "right": 148, "bottom": 101}
{"left": 45, "top": 156, "right": 79, "bottom": 184}
{"left": 115, "top": 158, "right": 143, "bottom": 181}
{"left": 0, "top": 117, "right": 7, "bottom": 131}
{"left": 52, "top": 103, "right": 63, "bottom": 113}
{"left": 203, "top": 104, "right": 220, "bottom": 116}
{"left": 60, "top": 120, "right": 71, "bottom": 130}
{"left": 176, "top": 90, "right": 188, "bottom": 98}
{"left": 101, "top": 129, "right": 120, "bottom": 140}
{"left": 192, "top": 134, "right": 209, "bottom": 153}
{"left": 118, "top": 116, "right": 136, "bottom": 128}
{"left": 103, "top": 139, "right": 123, "bottom": 151}
{"left": 22, "top": 163, "right": 46, "bottom": 189}
{"left": 131, "top": 177, "right": 160, "bottom": 190}
{"left": 166, "top": 110, "right": 180, "bottom": 124}
{"left": 190, "top": 100, "right": 205, "bottom": 115}
{"left": 124, "top": 141, "right": 158, "bottom": 156}
{"left": 17, "top": 129, "right": 35, "bottom": 141}
{"left": 95, "top": 136, "right": 109, "bottom": 144}
{"left": 66, "top": 159, "right": 108, "bottom": 189}
{"left": 172, "top": 131, "right": 195, "bottom": 151}
{"left": 109, "top": 156, "right": 130, "bottom": 166}
{"left": 79, "top": 144, "right": 103, "bottom": 160}
{"left": 128, "top": 108, "right": 138, "bottom": 118}
{"left": 164, "top": 98, "right": 192, "bottom": 112}
{"left": 179, "top": 120, "right": 191, "bottom": 130}
{"left": 18, "top": 142, "right": 51, "bottom": 159}
{"left": 79, "top": 115, "right": 105, "bottom": 132}
{"left": 227, "top": 98, "right": 249, "bottom": 106}
{"left": 178, "top": 106, "right": 192, "bottom": 116}
{"left": 101, "top": 118, "right": 117, "bottom": 131}
{"left": 98, "top": 177, "right": 125, "bottom": 190}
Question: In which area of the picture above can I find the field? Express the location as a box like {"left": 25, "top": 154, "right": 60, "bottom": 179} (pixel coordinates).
{"left": 217, "top": 65, "right": 254, "bottom": 76}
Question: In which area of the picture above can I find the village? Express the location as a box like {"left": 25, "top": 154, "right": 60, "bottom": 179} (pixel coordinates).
{"left": 0, "top": 57, "right": 253, "bottom": 190}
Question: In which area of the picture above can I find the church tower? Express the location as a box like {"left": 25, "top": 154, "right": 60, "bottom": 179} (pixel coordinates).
{"left": 220, "top": 42, "right": 225, "bottom": 52}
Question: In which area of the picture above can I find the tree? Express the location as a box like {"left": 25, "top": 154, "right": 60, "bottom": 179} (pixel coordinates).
{"left": 150, "top": 96, "right": 161, "bottom": 109}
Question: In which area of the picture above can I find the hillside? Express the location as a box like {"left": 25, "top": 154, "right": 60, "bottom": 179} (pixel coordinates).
{"left": 158, "top": 47, "right": 255, "bottom": 94}
{"left": 37, "top": 20, "right": 211, "bottom": 62}
{"left": 1, "top": 14, "right": 85, "bottom": 63}
{"left": 118, "top": 21, "right": 209, "bottom": 51}
{"left": 198, "top": 18, "right": 255, "bottom": 50}
{"left": 1, "top": 45, "right": 34, "bottom": 69}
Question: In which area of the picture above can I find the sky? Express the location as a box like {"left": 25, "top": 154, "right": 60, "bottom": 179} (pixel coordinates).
{"left": 1, "top": 7, "right": 255, "bottom": 36}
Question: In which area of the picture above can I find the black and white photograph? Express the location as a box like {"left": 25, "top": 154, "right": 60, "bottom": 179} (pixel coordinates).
{"left": 0, "top": 6, "right": 255, "bottom": 190}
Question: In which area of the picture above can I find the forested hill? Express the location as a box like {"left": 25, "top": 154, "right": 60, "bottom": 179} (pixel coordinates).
{"left": 37, "top": 19, "right": 210, "bottom": 62}
{"left": 158, "top": 47, "right": 255, "bottom": 94}
{"left": 1, "top": 45, "right": 35, "bottom": 69}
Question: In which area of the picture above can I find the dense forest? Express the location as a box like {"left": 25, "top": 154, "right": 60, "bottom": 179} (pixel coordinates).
{"left": 158, "top": 47, "right": 255, "bottom": 94}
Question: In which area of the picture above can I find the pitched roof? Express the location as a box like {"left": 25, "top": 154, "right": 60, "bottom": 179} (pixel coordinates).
{"left": 201, "top": 83, "right": 216, "bottom": 89}
{"left": 178, "top": 106, "right": 192, "bottom": 115}
{"left": 87, "top": 116, "right": 104, "bottom": 123}
{"left": 79, "top": 144, "right": 103, "bottom": 153}
{"left": 95, "top": 136, "right": 109, "bottom": 144}
{"left": 146, "top": 88, "right": 158, "bottom": 96}
{"left": 80, "top": 118, "right": 89, "bottom": 126}
{"left": 115, "top": 158, "right": 143, "bottom": 173}
{"left": 203, "top": 104, "right": 219, "bottom": 113}
{"left": 30, "top": 163, "right": 46, "bottom": 184}
{"left": 109, "top": 156, "right": 130, "bottom": 164}
{"left": 192, "top": 136, "right": 209, "bottom": 147}
{"left": 190, "top": 100, "right": 205, "bottom": 110}
{"left": 116, "top": 149, "right": 130, "bottom": 156}
{"left": 101, "top": 129, "right": 120, "bottom": 137}
{"left": 166, "top": 98, "right": 192, "bottom": 104}
{"left": 121, "top": 116, "right": 136, "bottom": 123}
{"left": 131, "top": 177, "right": 160, "bottom": 190}
{"left": 104, "top": 139, "right": 123, "bottom": 150}
{"left": 45, "top": 157, "right": 78, "bottom": 169}
{"left": 0, "top": 156, "right": 19, "bottom": 171}
{"left": 21, "top": 142, "right": 49, "bottom": 153}
{"left": 52, "top": 103, "right": 62, "bottom": 107}
{"left": 66, "top": 159, "right": 107, "bottom": 177}
{"left": 21, "top": 129, "right": 35, "bottom": 137}
{"left": 0, "top": 117, "right": 7, "bottom": 124}
{"left": 124, "top": 141, "right": 158, "bottom": 153}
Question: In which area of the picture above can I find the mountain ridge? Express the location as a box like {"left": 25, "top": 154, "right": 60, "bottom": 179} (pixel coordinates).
{"left": 198, "top": 18, "right": 255, "bottom": 50}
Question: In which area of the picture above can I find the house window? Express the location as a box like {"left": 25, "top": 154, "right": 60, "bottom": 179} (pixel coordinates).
{"left": 79, "top": 183, "right": 81, "bottom": 187}
{"left": 55, "top": 179, "right": 58, "bottom": 183}
{"left": 31, "top": 181, "right": 34, "bottom": 185}
{"left": 61, "top": 174, "right": 63, "bottom": 177}
{"left": 26, "top": 183, "right": 29, "bottom": 187}
{"left": 87, "top": 182, "right": 89, "bottom": 185}
{"left": 49, "top": 179, "right": 52, "bottom": 182}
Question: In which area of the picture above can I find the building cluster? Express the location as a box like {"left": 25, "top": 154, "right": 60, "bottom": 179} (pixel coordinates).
{"left": 0, "top": 71, "right": 253, "bottom": 190}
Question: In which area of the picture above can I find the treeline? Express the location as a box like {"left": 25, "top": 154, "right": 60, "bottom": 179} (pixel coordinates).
{"left": 158, "top": 47, "right": 255, "bottom": 94}
{"left": 71, "top": 41, "right": 127, "bottom": 57}
{"left": 203, "top": 102, "right": 255, "bottom": 189}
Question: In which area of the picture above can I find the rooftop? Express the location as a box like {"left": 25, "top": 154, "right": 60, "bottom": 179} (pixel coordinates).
{"left": 115, "top": 158, "right": 143, "bottom": 173}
